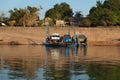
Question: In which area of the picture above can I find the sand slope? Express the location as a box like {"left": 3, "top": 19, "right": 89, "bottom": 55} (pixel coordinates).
{"left": 0, "top": 27, "right": 120, "bottom": 45}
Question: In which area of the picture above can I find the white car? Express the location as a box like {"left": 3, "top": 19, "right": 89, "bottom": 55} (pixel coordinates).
{"left": 50, "top": 33, "right": 60, "bottom": 42}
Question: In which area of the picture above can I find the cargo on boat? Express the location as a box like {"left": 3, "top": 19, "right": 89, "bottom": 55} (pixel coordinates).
{"left": 76, "top": 34, "right": 87, "bottom": 46}
{"left": 43, "top": 23, "right": 87, "bottom": 47}
{"left": 45, "top": 33, "right": 79, "bottom": 47}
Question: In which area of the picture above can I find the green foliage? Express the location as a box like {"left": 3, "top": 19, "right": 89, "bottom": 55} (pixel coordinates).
{"left": 27, "top": 6, "right": 39, "bottom": 14}
{"left": 81, "top": 18, "right": 91, "bottom": 27}
{"left": 9, "top": 6, "right": 40, "bottom": 27}
{"left": 45, "top": 8, "right": 61, "bottom": 20}
{"left": 9, "top": 8, "right": 25, "bottom": 25}
{"left": 116, "top": 11, "right": 120, "bottom": 25}
{"left": 37, "top": 20, "right": 43, "bottom": 27}
{"left": 73, "top": 11, "right": 85, "bottom": 26}
{"left": 7, "top": 0, "right": 120, "bottom": 27}
{"left": 88, "top": 0, "right": 120, "bottom": 26}
{"left": 45, "top": 2, "right": 73, "bottom": 21}
{"left": 74, "top": 11, "right": 83, "bottom": 22}
{"left": 89, "top": 8, "right": 117, "bottom": 26}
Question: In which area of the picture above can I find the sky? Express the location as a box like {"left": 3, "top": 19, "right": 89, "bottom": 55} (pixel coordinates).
{"left": 0, "top": 0, "right": 105, "bottom": 19}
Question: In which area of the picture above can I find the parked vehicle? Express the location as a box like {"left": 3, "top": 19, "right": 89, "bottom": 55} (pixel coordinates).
{"left": 44, "top": 24, "right": 79, "bottom": 47}
{"left": 78, "top": 34, "right": 87, "bottom": 45}
{"left": 50, "top": 33, "right": 61, "bottom": 42}
{"left": 62, "top": 34, "right": 73, "bottom": 43}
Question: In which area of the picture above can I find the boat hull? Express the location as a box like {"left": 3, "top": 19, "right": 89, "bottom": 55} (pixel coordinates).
{"left": 45, "top": 42, "right": 79, "bottom": 47}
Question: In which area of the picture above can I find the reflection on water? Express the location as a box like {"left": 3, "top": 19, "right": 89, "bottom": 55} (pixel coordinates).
{"left": 0, "top": 45, "right": 120, "bottom": 80}
{"left": 45, "top": 46, "right": 88, "bottom": 80}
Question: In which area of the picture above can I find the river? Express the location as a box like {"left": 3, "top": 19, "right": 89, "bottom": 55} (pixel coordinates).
{"left": 0, "top": 45, "right": 120, "bottom": 80}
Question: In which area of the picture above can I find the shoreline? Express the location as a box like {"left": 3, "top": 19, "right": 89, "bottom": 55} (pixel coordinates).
{"left": 0, "top": 27, "right": 120, "bottom": 46}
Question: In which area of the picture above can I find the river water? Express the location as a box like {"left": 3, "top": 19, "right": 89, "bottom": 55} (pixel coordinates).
{"left": 0, "top": 45, "right": 120, "bottom": 80}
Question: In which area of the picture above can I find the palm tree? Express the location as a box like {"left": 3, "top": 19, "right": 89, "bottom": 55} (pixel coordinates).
{"left": 74, "top": 11, "right": 83, "bottom": 26}
{"left": 96, "top": 0, "right": 103, "bottom": 8}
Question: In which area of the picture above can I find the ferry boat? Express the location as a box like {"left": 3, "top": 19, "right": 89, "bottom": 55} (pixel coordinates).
{"left": 43, "top": 24, "right": 87, "bottom": 47}
{"left": 45, "top": 33, "right": 79, "bottom": 47}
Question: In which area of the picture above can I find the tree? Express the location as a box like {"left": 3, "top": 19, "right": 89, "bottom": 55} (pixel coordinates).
{"left": 81, "top": 18, "right": 91, "bottom": 27}
{"left": 45, "top": 2, "right": 73, "bottom": 22}
{"left": 9, "top": 6, "right": 40, "bottom": 27}
{"left": 21, "top": 6, "right": 40, "bottom": 27}
{"left": 103, "top": 0, "right": 120, "bottom": 25}
{"left": 74, "top": 11, "right": 83, "bottom": 26}
{"left": 89, "top": 8, "right": 117, "bottom": 26}
{"left": 9, "top": 8, "right": 26, "bottom": 26}
{"left": 60, "top": 2, "right": 73, "bottom": 18}
{"left": 45, "top": 8, "right": 61, "bottom": 20}
{"left": 27, "top": 6, "right": 39, "bottom": 14}
{"left": 103, "top": 0, "right": 120, "bottom": 11}
{"left": 88, "top": 0, "right": 120, "bottom": 26}
{"left": 96, "top": 0, "right": 103, "bottom": 8}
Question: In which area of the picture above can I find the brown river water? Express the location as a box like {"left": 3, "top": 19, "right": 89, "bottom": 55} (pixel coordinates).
{"left": 0, "top": 45, "right": 120, "bottom": 80}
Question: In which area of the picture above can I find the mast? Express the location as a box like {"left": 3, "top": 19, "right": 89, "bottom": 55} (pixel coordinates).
{"left": 68, "top": 25, "right": 70, "bottom": 35}
{"left": 45, "top": 22, "right": 49, "bottom": 38}
{"left": 73, "top": 21, "right": 76, "bottom": 36}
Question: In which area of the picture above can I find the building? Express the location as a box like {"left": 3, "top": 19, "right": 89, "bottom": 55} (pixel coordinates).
{"left": 56, "top": 20, "right": 65, "bottom": 27}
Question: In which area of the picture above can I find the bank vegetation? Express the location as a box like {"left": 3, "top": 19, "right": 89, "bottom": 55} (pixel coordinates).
{"left": 0, "top": 0, "right": 120, "bottom": 27}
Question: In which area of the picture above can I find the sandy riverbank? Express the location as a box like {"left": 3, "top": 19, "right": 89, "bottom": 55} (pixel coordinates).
{"left": 0, "top": 26, "right": 120, "bottom": 46}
